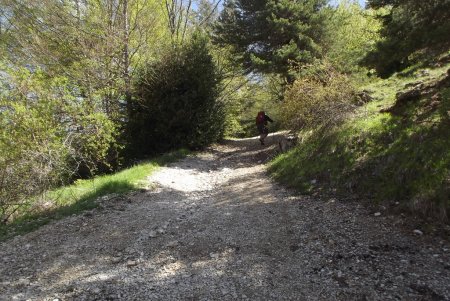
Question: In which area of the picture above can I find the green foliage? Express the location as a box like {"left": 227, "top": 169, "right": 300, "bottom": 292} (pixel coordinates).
{"left": 281, "top": 63, "right": 357, "bottom": 131}
{"left": 0, "top": 149, "right": 189, "bottom": 241}
{"left": 218, "top": 75, "right": 282, "bottom": 137}
{"left": 214, "top": 0, "right": 327, "bottom": 82}
{"left": 270, "top": 65, "right": 450, "bottom": 219}
{"left": 323, "top": 0, "right": 382, "bottom": 74}
{"left": 0, "top": 0, "right": 173, "bottom": 168}
{"left": 0, "top": 0, "right": 170, "bottom": 136}
{"left": 0, "top": 67, "right": 116, "bottom": 224}
{"left": 208, "top": 41, "right": 282, "bottom": 138}
{"left": 127, "top": 32, "right": 225, "bottom": 156}
{"left": 0, "top": 0, "right": 172, "bottom": 223}
{"left": 363, "top": 0, "right": 450, "bottom": 77}
{"left": 0, "top": 92, "right": 68, "bottom": 223}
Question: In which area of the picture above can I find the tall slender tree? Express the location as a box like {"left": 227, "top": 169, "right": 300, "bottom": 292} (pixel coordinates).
{"left": 164, "top": 0, "right": 193, "bottom": 44}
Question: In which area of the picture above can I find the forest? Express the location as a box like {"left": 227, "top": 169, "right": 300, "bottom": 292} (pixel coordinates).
{"left": 0, "top": 0, "right": 449, "bottom": 229}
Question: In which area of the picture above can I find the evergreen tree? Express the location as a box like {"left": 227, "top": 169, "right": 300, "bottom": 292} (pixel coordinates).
{"left": 127, "top": 32, "right": 225, "bottom": 157}
{"left": 363, "top": 0, "right": 450, "bottom": 77}
{"left": 213, "top": 0, "right": 327, "bottom": 82}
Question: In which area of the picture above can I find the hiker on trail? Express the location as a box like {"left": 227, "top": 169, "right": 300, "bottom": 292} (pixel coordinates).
{"left": 255, "top": 111, "right": 273, "bottom": 145}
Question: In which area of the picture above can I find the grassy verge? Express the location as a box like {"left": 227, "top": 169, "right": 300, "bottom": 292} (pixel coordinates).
{"left": 0, "top": 149, "right": 189, "bottom": 241}
{"left": 269, "top": 64, "right": 449, "bottom": 220}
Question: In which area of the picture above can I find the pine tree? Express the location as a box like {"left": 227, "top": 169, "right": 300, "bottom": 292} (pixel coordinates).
{"left": 363, "top": 0, "right": 450, "bottom": 77}
{"left": 213, "top": 0, "right": 327, "bottom": 82}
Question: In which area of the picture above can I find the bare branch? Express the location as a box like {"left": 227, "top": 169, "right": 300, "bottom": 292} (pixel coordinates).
{"left": 199, "top": 0, "right": 221, "bottom": 27}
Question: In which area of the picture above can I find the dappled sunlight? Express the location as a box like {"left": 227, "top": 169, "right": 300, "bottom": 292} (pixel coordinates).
{"left": 154, "top": 261, "right": 186, "bottom": 281}
{"left": 1, "top": 132, "right": 302, "bottom": 299}
{"left": 150, "top": 166, "right": 215, "bottom": 192}
{"left": 23, "top": 257, "right": 120, "bottom": 296}
{"left": 148, "top": 133, "right": 282, "bottom": 194}
{"left": 2, "top": 131, "right": 449, "bottom": 300}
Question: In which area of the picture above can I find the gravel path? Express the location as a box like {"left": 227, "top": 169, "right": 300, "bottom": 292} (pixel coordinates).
{"left": 1, "top": 133, "right": 449, "bottom": 301}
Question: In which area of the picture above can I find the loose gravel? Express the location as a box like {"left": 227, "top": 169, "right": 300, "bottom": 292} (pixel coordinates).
{"left": 1, "top": 133, "right": 449, "bottom": 301}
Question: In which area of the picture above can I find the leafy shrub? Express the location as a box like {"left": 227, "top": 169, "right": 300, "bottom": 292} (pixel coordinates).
{"left": 127, "top": 32, "right": 225, "bottom": 157}
{"left": 281, "top": 63, "right": 357, "bottom": 131}
{"left": 0, "top": 99, "right": 69, "bottom": 224}
{"left": 272, "top": 66, "right": 450, "bottom": 220}
{"left": 0, "top": 68, "right": 116, "bottom": 223}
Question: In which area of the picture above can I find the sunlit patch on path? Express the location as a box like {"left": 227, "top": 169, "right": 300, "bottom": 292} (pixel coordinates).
{"left": 1, "top": 133, "right": 449, "bottom": 300}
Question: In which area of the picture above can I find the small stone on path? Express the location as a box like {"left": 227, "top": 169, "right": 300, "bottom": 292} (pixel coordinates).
{"left": 413, "top": 229, "right": 423, "bottom": 236}
{"left": 111, "top": 257, "right": 121, "bottom": 264}
{"left": 127, "top": 260, "right": 138, "bottom": 267}
{"left": 167, "top": 241, "right": 179, "bottom": 248}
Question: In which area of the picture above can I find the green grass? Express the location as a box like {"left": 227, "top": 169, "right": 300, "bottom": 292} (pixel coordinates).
{"left": 0, "top": 149, "right": 189, "bottom": 241}
{"left": 270, "top": 63, "right": 450, "bottom": 220}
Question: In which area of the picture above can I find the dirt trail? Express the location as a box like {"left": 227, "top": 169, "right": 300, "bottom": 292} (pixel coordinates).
{"left": 1, "top": 133, "right": 449, "bottom": 301}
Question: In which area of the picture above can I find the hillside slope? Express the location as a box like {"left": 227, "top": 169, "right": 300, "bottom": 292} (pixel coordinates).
{"left": 270, "top": 62, "right": 450, "bottom": 220}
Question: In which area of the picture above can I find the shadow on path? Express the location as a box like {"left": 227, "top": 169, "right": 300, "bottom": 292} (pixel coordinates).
{"left": 0, "top": 133, "right": 449, "bottom": 301}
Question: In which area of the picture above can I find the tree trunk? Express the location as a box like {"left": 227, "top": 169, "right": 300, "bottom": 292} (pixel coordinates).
{"left": 123, "top": 0, "right": 131, "bottom": 113}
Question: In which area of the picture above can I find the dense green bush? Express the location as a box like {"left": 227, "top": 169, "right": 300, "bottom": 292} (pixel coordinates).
{"left": 0, "top": 68, "right": 116, "bottom": 223}
{"left": 281, "top": 63, "right": 357, "bottom": 131}
{"left": 0, "top": 89, "right": 69, "bottom": 223}
{"left": 127, "top": 33, "right": 225, "bottom": 157}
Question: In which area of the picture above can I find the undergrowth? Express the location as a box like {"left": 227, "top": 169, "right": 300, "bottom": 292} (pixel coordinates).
{"left": 0, "top": 149, "right": 189, "bottom": 241}
{"left": 270, "top": 64, "right": 450, "bottom": 220}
